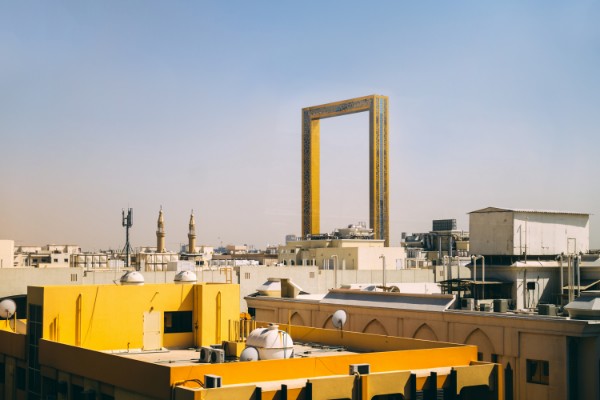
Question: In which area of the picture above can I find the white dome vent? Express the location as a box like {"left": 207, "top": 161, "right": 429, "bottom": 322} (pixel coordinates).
{"left": 120, "top": 271, "right": 145, "bottom": 285}
{"left": 174, "top": 270, "right": 197, "bottom": 283}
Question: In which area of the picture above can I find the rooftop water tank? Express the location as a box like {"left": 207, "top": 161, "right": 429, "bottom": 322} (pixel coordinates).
{"left": 243, "top": 323, "right": 294, "bottom": 360}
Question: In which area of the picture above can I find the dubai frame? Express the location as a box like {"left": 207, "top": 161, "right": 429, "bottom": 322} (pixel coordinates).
{"left": 302, "top": 94, "right": 390, "bottom": 246}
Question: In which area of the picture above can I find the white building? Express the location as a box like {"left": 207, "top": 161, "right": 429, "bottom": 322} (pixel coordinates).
{"left": 0, "top": 240, "right": 14, "bottom": 268}
{"left": 469, "top": 207, "right": 589, "bottom": 256}
{"left": 465, "top": 207, "right": 594, "bottom": 310}
{"left": 14, "top": 244, "right": 81, "bottom": 268}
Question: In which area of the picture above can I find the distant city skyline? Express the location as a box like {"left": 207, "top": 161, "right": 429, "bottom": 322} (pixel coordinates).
{"left": 1, "top": 2, "right": 599, "bottom": 251}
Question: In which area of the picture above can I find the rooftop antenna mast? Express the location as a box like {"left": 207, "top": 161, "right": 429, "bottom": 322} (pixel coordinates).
{"left": 122, "top": 208, "right": 133, "bottom": 269}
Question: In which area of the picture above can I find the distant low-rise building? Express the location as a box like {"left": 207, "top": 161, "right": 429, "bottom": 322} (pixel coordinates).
{"left": 14, "top": 244, "right": 81, "bottom": 268}
{"left": 0, "top": 240, "right": 14, "bottom": 268}
{"left": 279, "top": 223, "right": 406, "bottom": 270}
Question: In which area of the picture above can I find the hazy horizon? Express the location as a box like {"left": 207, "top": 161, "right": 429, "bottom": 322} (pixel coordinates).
{"left": 1, "top": 2, "right": 599, "bottom": 252}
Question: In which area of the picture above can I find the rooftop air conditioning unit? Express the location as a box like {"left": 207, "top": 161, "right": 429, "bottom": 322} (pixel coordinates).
{"left": 461, "top": 298, "right": 475, "bottom": 311}
{"left": 204, "top": 375, "right": 222, "bottom": 388}
{"left": 199, "top": 346, "right": 213, "bottom": 363}
{"left": 493, "top": 299, "right": 508, "bottom": 313}
{"left": 349, "top": 364, "right": 370, "bottom": 375}
{"left": 210, "top": 348, "right": 225, "bottom": 363}
{"left": 538, "top": 304, "right": 558, "bottom": 316}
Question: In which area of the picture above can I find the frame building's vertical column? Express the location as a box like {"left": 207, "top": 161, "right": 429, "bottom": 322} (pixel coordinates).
{"left": 302, "top": 111, "right": 320, "bottom": 237}
{"left": 371, "top": 95, "right": 389, "bottom": 247}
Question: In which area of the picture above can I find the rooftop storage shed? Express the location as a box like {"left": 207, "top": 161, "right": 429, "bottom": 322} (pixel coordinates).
{"left": 469, "top": 207, "right": 589, "bottom": 256}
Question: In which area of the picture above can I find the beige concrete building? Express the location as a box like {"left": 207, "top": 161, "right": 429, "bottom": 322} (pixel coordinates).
{"left": 69, "top": 253, "right": 112, "bottom": 269}
{"left": 278, "top": 237, "right": 406, "bottom": 270}
{"left": 246, "top": 288, "right": 600, "bottom": 400}
{"left": 138, "top": 249, "right": 179, "bottom": 271}
{"left": 181, "top": 245, "right": 214, "bottom": 265}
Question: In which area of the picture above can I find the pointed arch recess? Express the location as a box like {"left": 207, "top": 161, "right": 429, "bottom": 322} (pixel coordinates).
{"left": 290, "top": 312, "right": 305, "bottom": 326}
{"left": 464, "top": 328, "right": 495, "bottom": 358}
{"left": 413, "top": 323, "right": 438, "bottom": 341}
{"left": 322, "top": 315, "right": 334, "bottom": 329}
{"left": 363, "top": 319, "right": 388, "bottom": 336}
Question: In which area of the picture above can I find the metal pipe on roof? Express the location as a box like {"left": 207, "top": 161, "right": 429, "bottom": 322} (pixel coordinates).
{"left": 443, "top": 255, "right": 450, "bottom": 282}
{"left": 331, "top": 255, "right": 338, "bottom": 290}
{"left": 379, "top": 255, "right": 386, "bottom": 289}
{"left": 576, "top": 254, "right": 581, "bottom": 298}
{"left": 453, "top": 256, "right": 462, "bottom": 303}
{"left": 556, "top": 254, "right": 564, "bottom": 305}
{"left": 482, "top": 257, "right": 485, "bottom": 299}
{"left": 567, "top": 256, "right": 573, "bottom": 304}
{"left": 471, "top": 255, "right": 486, "bottom": 300}
{"left": 523, "top": 269, "right": 528, "bottom": 309}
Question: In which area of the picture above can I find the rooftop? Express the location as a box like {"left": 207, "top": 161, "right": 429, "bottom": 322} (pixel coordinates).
{"left": 469, "top": 206, "right": 590, "bottom": 216}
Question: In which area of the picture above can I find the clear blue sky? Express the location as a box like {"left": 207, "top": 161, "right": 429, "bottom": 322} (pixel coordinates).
{"left": 1, "top": 1, "right": 599, "bottom": 251}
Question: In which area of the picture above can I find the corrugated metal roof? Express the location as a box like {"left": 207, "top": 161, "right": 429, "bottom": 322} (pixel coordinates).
{"left": 469, "top": 206, "right": 589, "bottom": 216}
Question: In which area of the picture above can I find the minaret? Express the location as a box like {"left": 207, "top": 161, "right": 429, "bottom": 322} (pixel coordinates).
{"left": 156, "top": 207, "right": 166, "bottom": 253}
{"left": 188, "top": 210, "right": 196, "bottom": 254}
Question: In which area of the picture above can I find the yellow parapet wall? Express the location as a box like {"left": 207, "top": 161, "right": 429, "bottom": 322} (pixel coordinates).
{"left": 267, "top": 322, "right": 465, "bottom": 352}
{"left": 31, "top": 319, "right": 501, "bottom": 400}
{"left": 28, "top": 283, "right": 240, "bottom": 351}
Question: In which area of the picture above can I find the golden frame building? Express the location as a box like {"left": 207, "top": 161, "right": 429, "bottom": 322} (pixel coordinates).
{"left": 302, "top": 95, "right": 390, "bottom": 246}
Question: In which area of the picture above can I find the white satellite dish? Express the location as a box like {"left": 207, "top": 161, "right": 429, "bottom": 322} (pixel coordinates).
{"left": 332, "top": 310, "right": 347, "bottom": 329}
{"left": 0, "top": 299, "right": 17, "bottom": 319}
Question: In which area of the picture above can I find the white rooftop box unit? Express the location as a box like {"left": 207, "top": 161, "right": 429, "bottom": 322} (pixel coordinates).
{"left": 469, "top": 207, "right": 589, "bottom": 256}
{"left": 461, "top": 298, "right": 475, "bottom": 311}
{"left": 167, "top": 260, "right": 194, "bottom": 272}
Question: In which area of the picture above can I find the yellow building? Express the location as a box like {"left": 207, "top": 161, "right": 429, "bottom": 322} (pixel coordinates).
{"left": 0, "top": 282, "right": 502, "bottom": 400}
